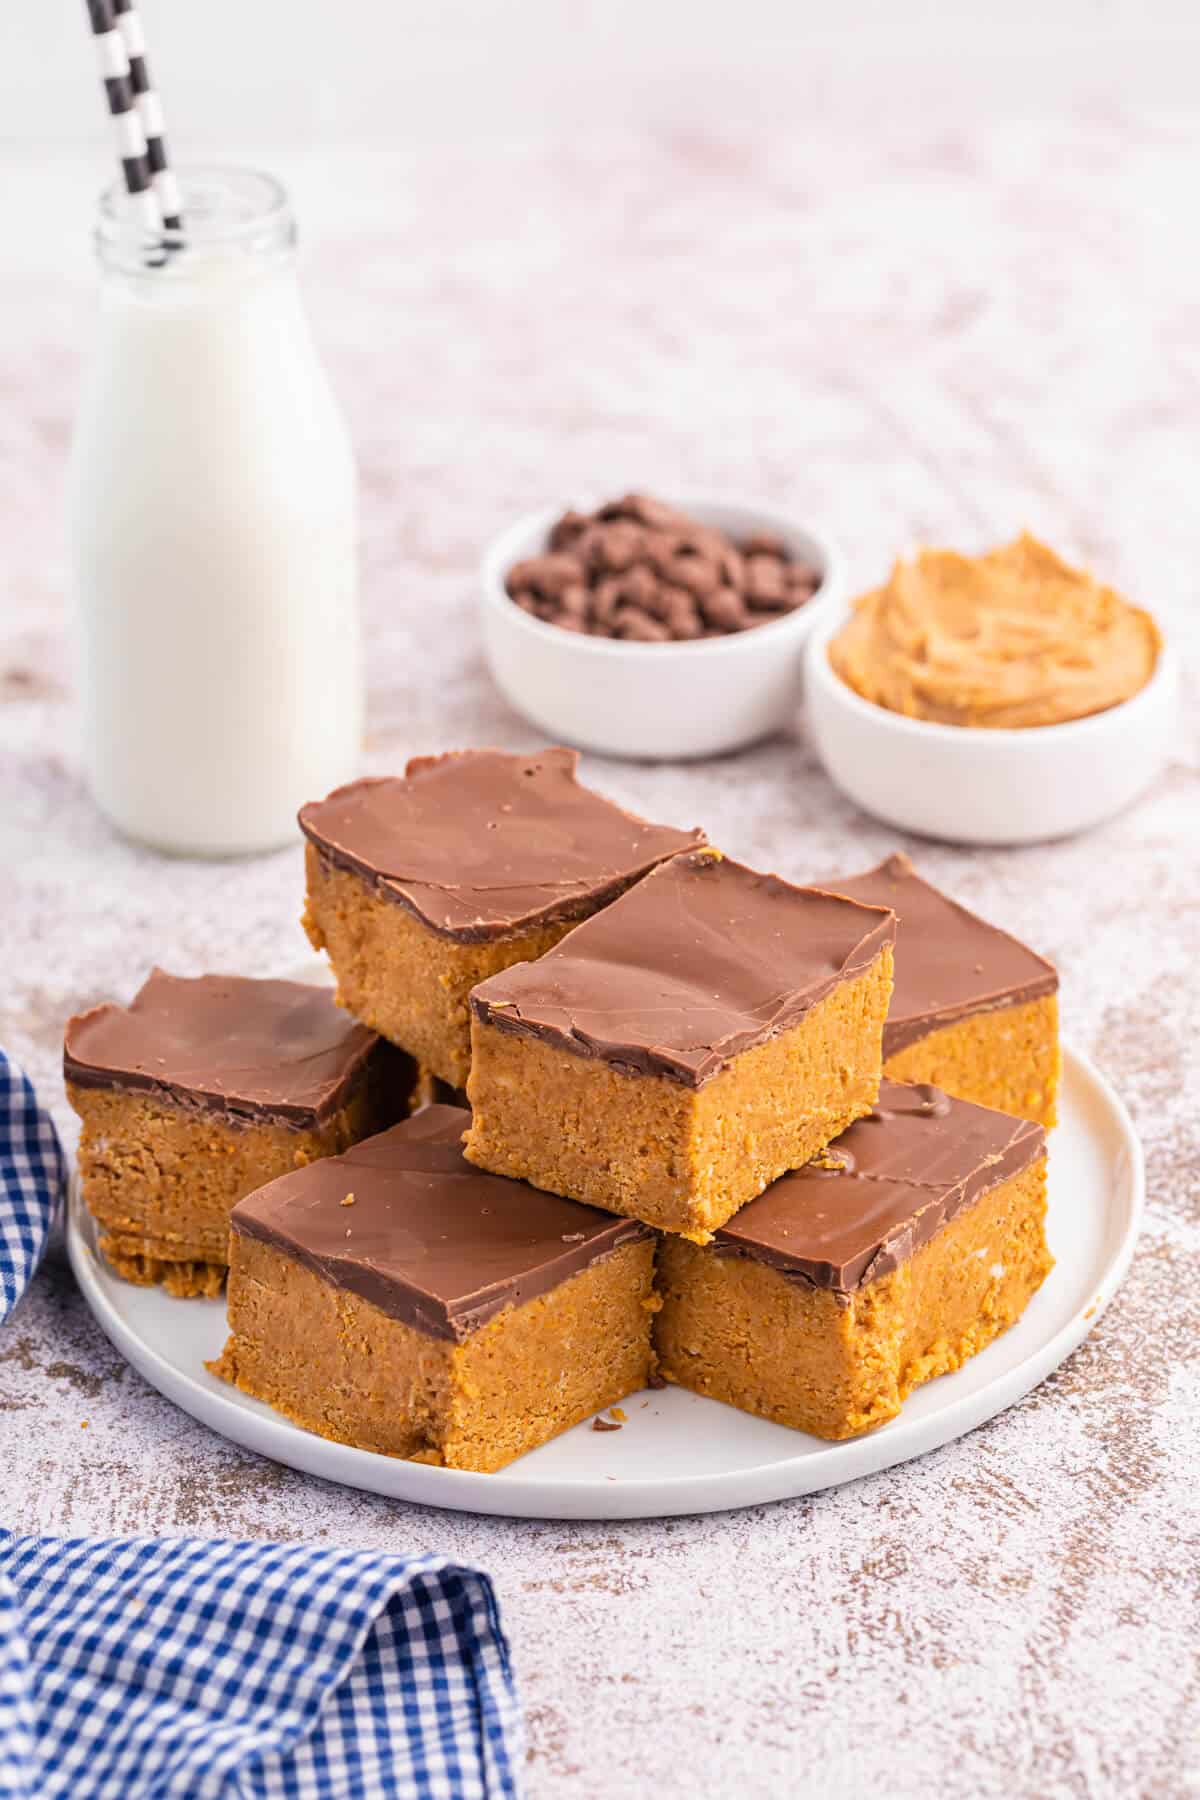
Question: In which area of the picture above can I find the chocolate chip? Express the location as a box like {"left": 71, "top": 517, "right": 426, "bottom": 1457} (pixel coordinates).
{"left": 742, "top": 529, "right": 788, "bottom": 558}
{"left": 506, "top": 553, "right": 584, "bottom": 599}
{"left": 596, "top": 522, "right": 646, "bottom": 572}
{"left": 644, "top": 534, "right": 684, "bottom": 579}
{"left": 675, "top": 521, "right": 719, "bottom": 556}
{"left": 570, "top": 525, "right": 611, "bottom": 574}
{"left": 613, "top": 605, "right": 673, "bottom": 642}
{"left": 588, "top": 574, "right": 624, "bottom": 626}
{"left": 605, "top": 493, "right": 685, "bottom": 531}
{"left": 548, "top": 509, "right": 589, "bottom": 551}
{"left": 765, "top": 588, "right": 813, "bottom": 614}
{"left": 699, "top": 586, "right": 749, "bottom": 631}
{"left": 716, "top": 543, "right": 745, "bottom": 589}
{"left": 666, "top": 551, "right": 720, "bottom": 599}
{"left": 744, "top": 554, "right": 787, "bottom": 607}
{"left": 618, "top": 564, "right": 660, "bottom": 611}
{"left": 789, "top": 561, "right": 821, "bottom": 590}
{"left": 659, "top": 585, "right": 704, "bottom": 639}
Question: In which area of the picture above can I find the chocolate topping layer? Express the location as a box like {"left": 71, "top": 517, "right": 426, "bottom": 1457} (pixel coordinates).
{"left": 64, "top": 970, "right": 383, "bottom": 1128}
{"left": 714, "top": 1080, "right": 1046, "bottom": 1293}
{"left": 824, "top": 853, "right": 1058, "bottom": 1056}
{"left": 299, "top": 747, "right": 705, "bottom": 941}
{"left": 231, "top": 1105, "right": 654, "bottom": 1341}
{"left": 470, "top": 850, "right": 896, "bottom": 1087}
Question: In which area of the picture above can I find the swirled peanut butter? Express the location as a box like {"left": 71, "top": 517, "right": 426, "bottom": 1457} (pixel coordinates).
{"left": 830, "top": 534, "right": 1160, "bottom": 728}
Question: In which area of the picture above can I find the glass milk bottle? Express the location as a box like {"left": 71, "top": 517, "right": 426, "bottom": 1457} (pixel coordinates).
{"left": 66, "top": 168, "right": 362, "bottom": 855}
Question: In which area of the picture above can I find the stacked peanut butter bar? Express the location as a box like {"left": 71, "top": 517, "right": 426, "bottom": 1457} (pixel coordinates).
{"left": 297, "top": 746, "right": 703, "bottom": 1086}
{"left": 67, "top": 746, "right": 1060, "bottom": 1472}
{"left": 824, "top": 852, "right": 1060, "bottom": 1126}
{"left": 464, "top": 849, "right": 897, "bottom": 1237}
{"left": 65, "top": 972, "right": 417, "bottom": 1296}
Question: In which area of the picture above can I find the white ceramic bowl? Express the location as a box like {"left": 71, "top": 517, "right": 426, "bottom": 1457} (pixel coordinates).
{"left": 480, "top": 498, "right": 845, "bottom": 760}
{"left": 805, "top": 602, "right": 1179, "bottom": 845}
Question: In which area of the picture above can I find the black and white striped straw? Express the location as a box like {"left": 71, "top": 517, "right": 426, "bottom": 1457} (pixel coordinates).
{"left": 111, "top": 0, "right": 182, "bottom": 231}
{"left": 82, "top": 0, "right": 181, "bottom": 237}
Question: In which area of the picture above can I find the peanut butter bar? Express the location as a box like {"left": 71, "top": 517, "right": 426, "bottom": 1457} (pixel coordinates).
{"left": 65, "top": 971, "right": 414, "bottom": 1297}
{"left": 826, "top": 853, "right": 1059, "bottom": 1124}
{"left": 655, "top": 1080, "right": 1051, "bottom": 1439}
{"left": 210, "top": 1106, "right": 656, "bottom": 1472}
{"left": 465, "top": 850, "right": 895, "bottom": 1240}
{"left": 300, "top": 747, "right": 704, "bottom": 1087}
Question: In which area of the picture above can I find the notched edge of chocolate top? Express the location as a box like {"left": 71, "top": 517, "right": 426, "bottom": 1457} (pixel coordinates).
{"left": 298, "top": 745, "right": 706, "bottom": 941}
{"left": 823, "top": 852, "right": 1058, "bottom": 1055}
{"left": 712, "top": 1080, "right": 1047, "bottom": 1294}
{"left": 230, "top": 1105, "right": 655, "bottom": 1340}
{"left": 63, "top": 969, "right": 390, "bottom": 1130}
{"left": 470, "top": 848, "right": 896, "bottom": 1086}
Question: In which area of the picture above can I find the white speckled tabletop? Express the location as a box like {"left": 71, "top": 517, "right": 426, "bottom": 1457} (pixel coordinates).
{"left": 3, "top": 115, "right": 1199, "bottom": 1798}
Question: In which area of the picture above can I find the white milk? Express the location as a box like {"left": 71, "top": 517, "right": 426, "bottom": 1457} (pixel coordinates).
{"left": 66, "top": 169, "right": 362, "bottom": 855}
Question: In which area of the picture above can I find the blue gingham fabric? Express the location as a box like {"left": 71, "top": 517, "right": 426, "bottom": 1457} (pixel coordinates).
{"left": 0, "top": 1537, "right": 522, "bottom": 1800}
{"left": 0, "top": 1049, "right": 65, "bottom": 1323}
{"left": 0, "top": 1053, "right": 524, "bottom": 1798}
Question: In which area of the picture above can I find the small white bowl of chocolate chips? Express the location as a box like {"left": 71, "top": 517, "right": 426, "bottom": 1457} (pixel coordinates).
{"left": 480, "top": 493, "right": 844, "bottom": 760}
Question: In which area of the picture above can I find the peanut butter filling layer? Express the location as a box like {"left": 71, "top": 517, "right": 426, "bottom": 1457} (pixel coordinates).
{"left": 69, "top": 1082, "right": 379, "bottom": 1294}
{"left": 212, "top": 1233, "right": 655, "bottom": 1473}
{"left": 301, "top": 843, "right": 572, "bottom": 1088}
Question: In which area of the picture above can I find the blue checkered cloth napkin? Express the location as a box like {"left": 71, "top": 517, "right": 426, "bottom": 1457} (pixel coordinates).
{"left": 0, "top": 1051, "right": 524, "bottom": 1799}
{"left": 0, "top": 1049, "right": 65, "bottom": 1324}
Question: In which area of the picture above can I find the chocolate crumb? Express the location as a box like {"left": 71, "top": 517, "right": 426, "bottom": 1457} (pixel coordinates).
{"left": 648, "top": 1370, "right": 667, "bottom": 1390}
{"left": 592, "top": 1416, "right": 622, "bottom": 1432}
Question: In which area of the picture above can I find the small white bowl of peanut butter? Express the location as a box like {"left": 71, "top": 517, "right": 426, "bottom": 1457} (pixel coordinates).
{"left": 806, "top": 534, "right": 1178, "bottom": 845}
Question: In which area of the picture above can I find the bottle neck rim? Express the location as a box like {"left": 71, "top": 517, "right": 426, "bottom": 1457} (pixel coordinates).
{"left": 96, "top": 166, "right": 295, "bottom": 277}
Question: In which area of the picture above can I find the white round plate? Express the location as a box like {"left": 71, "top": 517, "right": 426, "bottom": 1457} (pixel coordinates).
{"left": 68, "top": 1045, "right": 1142, "bottom": 1521}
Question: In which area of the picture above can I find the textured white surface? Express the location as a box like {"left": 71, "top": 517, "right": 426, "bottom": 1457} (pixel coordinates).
{"left": 3, "top": 116, "right": 1199, "bottom": 1797}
